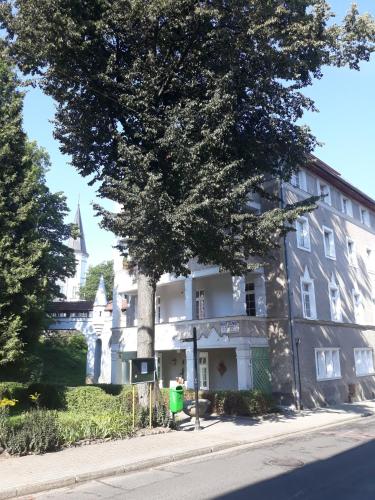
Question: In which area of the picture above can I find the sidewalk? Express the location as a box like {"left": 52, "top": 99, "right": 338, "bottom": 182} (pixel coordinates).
{"left": 1, "top": 400, "right": 375, "bottom": 499}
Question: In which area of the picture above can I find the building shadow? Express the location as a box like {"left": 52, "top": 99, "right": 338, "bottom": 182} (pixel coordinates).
{"left": 216, "top": 439, "right": 375, "bottom": 500}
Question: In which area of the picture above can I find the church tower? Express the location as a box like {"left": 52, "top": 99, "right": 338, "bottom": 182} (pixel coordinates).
{"left": 61, "top": 204, "right": 89, "bottom": 301}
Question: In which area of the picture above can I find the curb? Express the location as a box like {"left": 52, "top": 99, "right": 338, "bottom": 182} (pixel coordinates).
{"left": 1, "top": 411, "right": 373, "bottom": 499}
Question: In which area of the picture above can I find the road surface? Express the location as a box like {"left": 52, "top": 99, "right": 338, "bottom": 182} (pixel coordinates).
{"left": 30, "top": 416, "right": 375, "bottom": 499}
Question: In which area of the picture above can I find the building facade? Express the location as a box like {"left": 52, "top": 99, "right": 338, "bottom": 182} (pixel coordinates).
{"left": 49, "top": 157, "right": 375, "bottom": 407}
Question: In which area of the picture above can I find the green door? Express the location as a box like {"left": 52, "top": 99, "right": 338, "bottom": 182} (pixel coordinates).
{"left": 251, "top": 347, "right": 272, "bottom": 394}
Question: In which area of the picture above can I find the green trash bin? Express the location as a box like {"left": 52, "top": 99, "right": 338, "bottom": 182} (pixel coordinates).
{"left": 169, "top": 385, "right": 184, "bottom": 414}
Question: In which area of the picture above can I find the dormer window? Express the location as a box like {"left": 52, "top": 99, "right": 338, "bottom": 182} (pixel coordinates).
{"left": 360, "top": 208, "right": 370, "bottom": 227}
{"left": 341, "top": 197, "right": 353, "bottom": 217}
{"left": 317, "top": 182, "right": 331, "bottom": 206}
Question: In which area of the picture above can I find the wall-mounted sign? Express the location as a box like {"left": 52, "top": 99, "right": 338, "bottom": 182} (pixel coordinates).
{"left": 220, "top": 320, "right": 240, "bottom": 335}
{"left": 129, "top": 358, "right": 155, "bottom": 384}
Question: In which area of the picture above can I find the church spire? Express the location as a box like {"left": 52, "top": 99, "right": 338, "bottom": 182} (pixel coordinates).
{"left": 68, "top": 203, "right": 88, "bottom": 256}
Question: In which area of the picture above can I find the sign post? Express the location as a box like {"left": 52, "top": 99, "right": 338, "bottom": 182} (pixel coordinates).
{"left": 129, "top": 358, "right": 156, "bottom": 430}
{"left": 182, "top": 327, "right": 202, "bottom": 431}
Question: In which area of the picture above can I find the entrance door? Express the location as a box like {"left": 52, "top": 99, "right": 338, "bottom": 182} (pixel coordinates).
{"left": 199, "top": 352, "right": 209, "bottom": 390}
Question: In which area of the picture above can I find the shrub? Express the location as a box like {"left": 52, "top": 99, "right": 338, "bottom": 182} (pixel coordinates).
{"left": 1, "top": 410, "right": 61, "bottom": 455}
{"left": 58, "top": 411, "right": 133, "bottom": 445}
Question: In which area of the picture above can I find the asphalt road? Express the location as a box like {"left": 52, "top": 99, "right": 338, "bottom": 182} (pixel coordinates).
{"left": 30, "top": 416, "right": 375, "bottom": 500}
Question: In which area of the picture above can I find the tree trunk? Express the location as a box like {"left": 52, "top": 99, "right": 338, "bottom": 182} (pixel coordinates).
{"left": 137, "top": 272, "right": 156, "bottom": 407}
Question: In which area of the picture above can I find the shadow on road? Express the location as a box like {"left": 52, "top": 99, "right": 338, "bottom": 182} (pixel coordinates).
{"left": 216, "top": 438, "right": 375, "bottom": 500}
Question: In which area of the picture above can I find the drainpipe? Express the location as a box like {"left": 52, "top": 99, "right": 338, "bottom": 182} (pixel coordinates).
{"left": 279, "top": 179, "right": 302, "bottom": 410}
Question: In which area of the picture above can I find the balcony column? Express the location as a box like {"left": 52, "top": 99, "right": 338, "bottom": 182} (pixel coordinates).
{"left": 184, "top": 277, "right": 194, "bottom": 320}
{"left": 110, "top": 344, "right": 122, "bottom": 384}
{"left": 185, "top": 346, "right": 194, "bottom": 389}
{"left": 236, "top": 347, "right": 252, "bottom": 390}
{"left": 85, "top": 334, "right": 96, "bottom": 383}
{"left": 232, "top": 276, "right": 247, "bottom": 316}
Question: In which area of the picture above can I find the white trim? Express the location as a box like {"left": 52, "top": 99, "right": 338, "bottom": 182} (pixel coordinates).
{"left": 315, "top": 348, "right": 341, "bottom": 381}
{"left": 198, "top": 351, "right": 209, "bottom": 390}
{"left": 300, "top": 267, "right": 317, "bottom": 320}
{"left": 352, "top": 287, "right": 364, "bottom": 325}
{"left": 322, "top": 225, "right": 336, "bottom": 260}
{"left": 354, "top": 348, "right": 375, "bottom": 377}
{"left": 296, "top": 216, "right": 311, "bottom": 252}
{"left": 317, "top": 180, "right": 332, "bottom": 206}
{"left": 328, "top": 274, "right": 342, "bottom": 322}
{"left": 347, "top": 237, "right": 358, "bottom": 268}
{"left": 341, "top": 196, "right": 353, "bottom": 217}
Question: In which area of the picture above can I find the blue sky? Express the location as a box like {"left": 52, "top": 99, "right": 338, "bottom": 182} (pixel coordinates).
{"left": 22, "top": 0, "right": 375, "bottom": 265}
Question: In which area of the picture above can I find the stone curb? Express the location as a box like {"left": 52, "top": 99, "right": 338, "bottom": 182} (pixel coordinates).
{"left": 1, "top": 411, "right": 373, "bottom": 500}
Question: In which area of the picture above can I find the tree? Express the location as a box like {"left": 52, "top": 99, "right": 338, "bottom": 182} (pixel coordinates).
{"left": 0, "top": 49, "right": 76, "bottom": 366}
{"left": 80, "top": 260, "right": 114, "bottom": 301}
{"left": 2, "top": 1, "right": 374, "bottom": 401}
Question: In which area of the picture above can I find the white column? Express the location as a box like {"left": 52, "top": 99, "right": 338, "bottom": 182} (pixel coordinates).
{"left": 111, "top": 344, "right": 122, "bottom": 384}
{"left": 236, "top": 347, "right": 252, "bottom": 390}
{"left": 184, "top": 277, "right": 194, "bottom": 320}
{"left": 185, "top": 347, "right": 194, "bottom": 389}
{"left": 232, "top": 276, "right": 247, "bottom": 316}
{"left": 85, "top": 334, "right": 96, "bottom": 383}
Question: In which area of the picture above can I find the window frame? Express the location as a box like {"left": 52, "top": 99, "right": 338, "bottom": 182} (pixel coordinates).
{"left": 245, "top": 282, "right": 256, "bottom": 317}
{"left": 322, "top": 225, "right": 336, "bottom": 260}
{"left": 328, "top": 279, "right": 342, "bottom": 323}
{"left": 347, "top": 238, "right": 358, "bottom": 268}
{"left": 315, "top": 348, "right": 342, "bottom": 381}
{"left": 341, "top": 196, "right": 353, "bottom": 217}
{"left": 352, "top": 288, "right": 364, "bottom": 325}
{"left": 198, "top": 351, "right": 209, "bottom": 390}
{"left": 360, "top": 207, "right": 370, "bottom": 227}
{"left": 195, "top": 289, "right": 205, "bottom": 320}
{"left": 317, "top": 181, "right": 332, "bottom": 206}
{"left": 290, "top": 170, "right": 307, "bottom": 191}
{"left": 354, "top": 348, "right": 375, "bottom": 377}
{"left": 300, "top": 269, "right": 317, "bottom": 320}
{"left": 296, "top": 216, "right": 311, "bottom": 252}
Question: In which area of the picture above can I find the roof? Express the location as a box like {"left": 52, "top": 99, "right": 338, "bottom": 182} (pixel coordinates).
{"left": 308, "top": 155, "right": 375, "bottom": 212}
{"left": 105, "top": 299, "right": 128, "bottom": 312}
{"left": 47, "top": 301, "right": 94, "bottom": 313}
{"left": 67, "top": 204, "right": 88, "bottom": 255}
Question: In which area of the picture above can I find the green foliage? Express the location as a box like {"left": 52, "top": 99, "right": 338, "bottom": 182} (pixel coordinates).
{"left": 0, "top": 409, "right": 61, "bottom": 455}
{"left": 0, "top": 52, "right": 76, "bottom": 366}
{"left": 80, "top": 260, "right": 114, "bottom": 301}
{"left": 163, "top": 388, "right": 275, "bottom": 416}
{"left": 58, "top": 411, "right": 133, "bottom": 445}
{"left": 0, "top": 333, "right": 87, "bottom": 386}
{"left": 2, "top": 1, "right": 374, "bottom": 282}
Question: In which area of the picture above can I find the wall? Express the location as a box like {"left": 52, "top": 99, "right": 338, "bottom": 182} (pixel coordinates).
{"left": 159, "top": 350, "right": 186, "bottom": 388}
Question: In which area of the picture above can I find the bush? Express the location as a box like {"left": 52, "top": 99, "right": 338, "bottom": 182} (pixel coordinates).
{"left": 0, "top": 410, "right": 61, "bottom": 455}
{"left": 58, "top": 411, "right": 133, "bottom": 445}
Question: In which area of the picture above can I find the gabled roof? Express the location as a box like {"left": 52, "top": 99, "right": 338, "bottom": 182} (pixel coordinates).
{"left": 67, "top": 204, "right": 88, "bottom": 255}
{"left": 47, "top": 300, "right": 94, "bottom": 312}
{"left": 308, "top": 155, "right": 375, "bottom": 212}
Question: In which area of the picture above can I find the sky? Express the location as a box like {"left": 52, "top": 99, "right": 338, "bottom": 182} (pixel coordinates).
{"left": 22, "top": 0, "right": 375, "bottom": 266}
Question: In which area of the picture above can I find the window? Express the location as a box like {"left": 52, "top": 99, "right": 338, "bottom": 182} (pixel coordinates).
{"left": 328, "top": 277, "right": 342, "bottom": 322}
{"left": 347, "top": 239, "right": 357, "bottom": 267}
{"left": 317, "top": 182, "right": 331, "bottom": 205}
{"left": 245, "top": 282, "right": 256, "bottom": 316}
{"left": 155, "top": 296, "right": 161, "bottom": 323}
{"left": 300, "top": 268, "right": 317, "bottom": 319}
{"left": 354, "top": 349, "right": 375, "bottom": 376}
{"left": 156, "top": 353, "right": 163, "bottom": 385}
{"left": 290, "top": 170, "right": 307, "bottom": 191}
{"left": 296, "top": 217, "right": 311, "bottom": 251}
{"left": 323, "top": 226, "right": 336, "bottom": 259}
{"left": 341, "top": 197, "right": 353, "bottom": 217}
{"left": 315, "top": 349, "right": 341, "bottom": 380}
{"left": 352, "top": 289, "right": 364, "bottom": 324}
{"left": 199, "top": 352, "right": 209, "bottom": 390}
{"left": 360, "top": 208, "right": 370, "bottom": 227}
{"left": 195, "top": 290, "right": 205, "bottom": 320}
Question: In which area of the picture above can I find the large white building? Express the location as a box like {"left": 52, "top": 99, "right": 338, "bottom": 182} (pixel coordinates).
{"left": 49, "top": 157, "right": 375, "bottom": 407}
